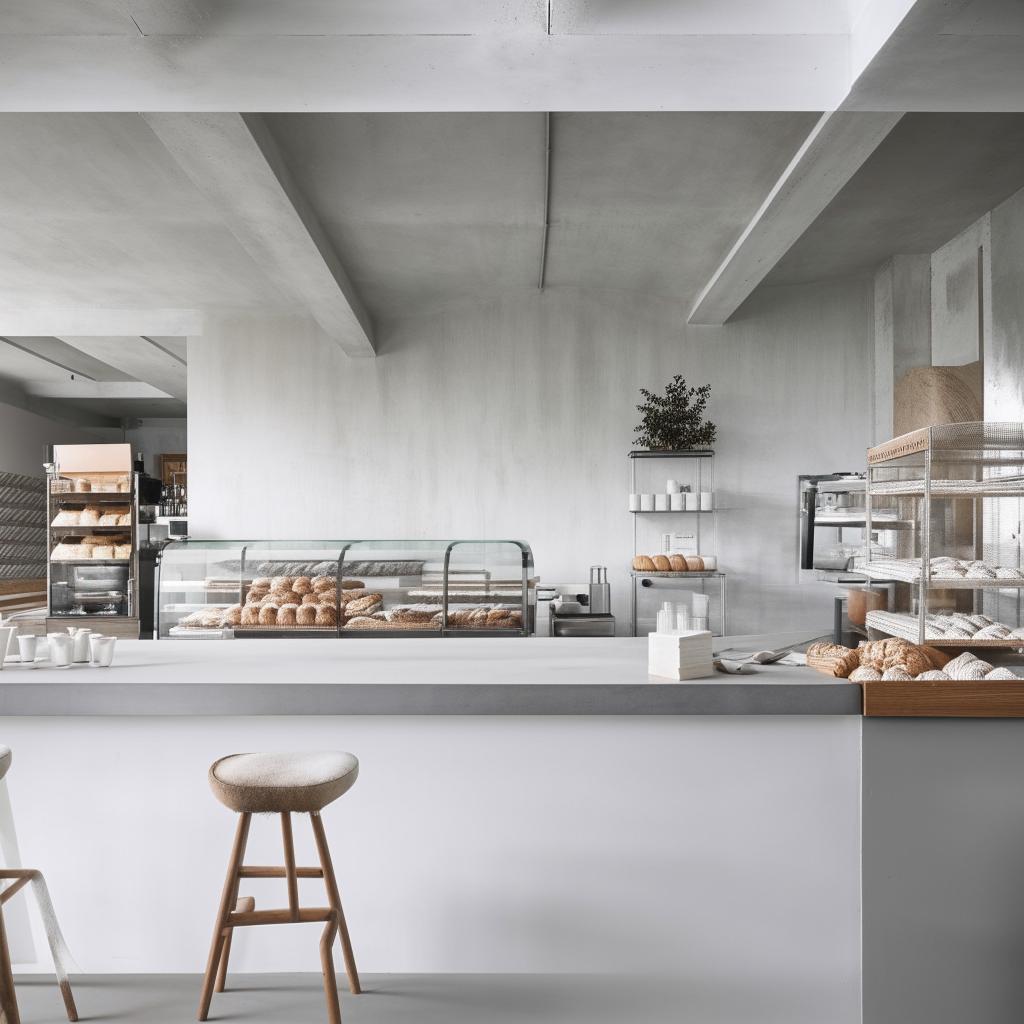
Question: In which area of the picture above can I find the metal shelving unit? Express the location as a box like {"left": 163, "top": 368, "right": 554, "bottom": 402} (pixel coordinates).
{"left": 862, "top": 422, "right": 1024, "bottom": 648}
{"left": 628, "top": 450, "right": 727, "bottom": 636}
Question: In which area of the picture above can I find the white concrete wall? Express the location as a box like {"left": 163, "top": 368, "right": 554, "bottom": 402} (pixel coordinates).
{"left": 0, "top": 397, "right": 103, "bottom": 478}
{"left": 931, "top": 214, "right": 990, "bottom": 368}
{"left": 2, "top": 713, "right": 861, "bottom": 1024}
{"left": 988, "top": 185, "right": 1024, "bottom": 420}
{"left": 93, "top": 418, "right": 187, "bottom": 475}
{"left": 189, "top": 281, "right": 873, "bottom": 636}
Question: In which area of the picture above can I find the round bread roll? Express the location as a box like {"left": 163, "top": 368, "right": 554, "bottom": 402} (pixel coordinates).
{"left": 881, "top": 667, "right": 913, "bottom": 681}
{"left": 986, "top": 667, "right": 1019, "bottom": 679}
{"left": 258, "top": 604, "right": 279, "bottom": 626}
{"left": 269, "top": 588, "right": 294, "bottom": 604}
{"left": 285, "top": 590, "right": 306, "bottom": 606}
{"left": 311, "top": 576, "right": 336, "bottom": 593}
{"left": 240, "top": 605, "right": 260, "bottom": 626}
{"left": 260, "top": 593, "right": 283, "bottom": 607}
{"left": 685, "top": 556, "right": 705, "bottom": 572}
{"left": 301, "top": 592, "right": 320, "bottom": 605}
{"left": 652, "top": 555, "right": 671, "bottom": 571}
{"left": 223, "top": 605, "right": 243, "bottom": 627}
{"left": 251, "top": 577, "right": 272, "bottom": 589}
{"left": 668, "top": 555, "right": 687, "bottom": 572}
{"left": 276, "top": 603, "right": 298, "bottom": 626}
{"left": 631, "top": 555, "right": 656, "bottom": 572}
{"left": 849, "top": 666, "right": 882, "bottom": 682}
{"left": 340, "top": 579, "right": 365, "bottom": 590}
{"left": 246, "top": 587, "right": 269, "bottom": 605}
{"left": 270, "top": 576, "right": 295, "bottom": 591}
{"left": 292, "top": 577, "right": 313, "bottom": 595}
{"left": 296, "top": 604, "right": 317, "bottom": 626}
{"left": 315, "top": 603, "right": 338, "bottom": 627}
{"left": 316, "top": 590, "right": 338, "bottom": 607}
{"left": 916, "top": 669, "right": 951, "bottom": 681}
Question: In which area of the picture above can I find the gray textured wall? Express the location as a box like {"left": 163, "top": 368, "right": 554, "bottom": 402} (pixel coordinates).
{"left": 188, "top": 279, "right": 872, "bottom": 635}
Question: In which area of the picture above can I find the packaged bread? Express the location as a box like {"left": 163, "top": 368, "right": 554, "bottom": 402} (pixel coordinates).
{"left": 79, "top": 507, "right": 101, "bottom": 526}
{"left": 258, "top": 604, "right": 279, "bottom": 626}
{"left": 292, "top": 577, "right": 313, "bottom": 595}
{"left": 296, "top": 604, "right": 317, "bottom": 626}
{"left": 806, "top": 641, "right": 860, "bottom": 678}
{"left": 276, "top": 603, "right": 298, "bottom": 626}
{"left": 223, "top": 605, "right": 243, "bottom": 627}
{"left": 345, "top": 593, "right": 383, "bottom": 617}
{"left": 240, "top": 605, "right": 260, "bottom": 626}
{"left": 652, "top": 555, "right": 671, "bottom": 571}
{"left": 632, "top": 555, "right": 656, "bottom": 571}
{"left": 315, "top": 603, "right": 338, "bottom": 627}
{"left": 51, "top": 509, "right": 80, "bottom": 527}
{"left": 668, "top": 554, "right": 686, "bottom": 572}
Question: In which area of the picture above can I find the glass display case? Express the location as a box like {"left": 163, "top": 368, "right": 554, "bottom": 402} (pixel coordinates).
{"left": 155, "top": 539, "right": 536, "bottom": 638}
{"left": 858, "top": 422, "right": 1024, "bottom": 648}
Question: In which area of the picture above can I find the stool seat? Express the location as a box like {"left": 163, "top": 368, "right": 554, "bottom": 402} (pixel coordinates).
{"left": 209, "top": 752, "right": 359, "bottom": 813}
{"left": 0, "top": 745, "right": 10, "bottom": 782}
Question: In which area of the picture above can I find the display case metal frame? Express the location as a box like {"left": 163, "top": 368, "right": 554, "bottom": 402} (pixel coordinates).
{"left": 862, "top": 422, "right": 1024, "bottom": 647}
{"left": 628, "top": 450, "right": 727, "bottom": 637}
{"left": 154, "top": 538, "right": 536, "bottom": 638}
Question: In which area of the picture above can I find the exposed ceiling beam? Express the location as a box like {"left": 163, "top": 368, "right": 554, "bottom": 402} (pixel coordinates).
{"left": 0, "top": 309, "right": 203, "bottom": 336}
{"left": 57, "top": 336, "right": 186, "bottom": 402}
{"left": 141, "top": 112, "right": 375, "bottom": 358}
{"left": 22, "top": 381, "right": 172, "bottom": 400}
{"left": 687, "top": 111, "right": 904, "bottom": 325}
{"left": 0, "top": 34, "right": 848, "bottom": 113}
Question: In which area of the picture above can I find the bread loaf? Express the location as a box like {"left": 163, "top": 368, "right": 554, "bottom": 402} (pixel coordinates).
{"left": 270, "top": 576, "right": 294, "bottom": 591}
{"left": 117, "top": 512, "right": 132, "bottom": 526}
{"left": 806, "top": 641, "right": 860, "bottom": 678}
{"left": 652, "top": 555, "right": 671, "bottom": 571}
{"left": 633, "top": 555, "right": 656, "bottom": 571}
{"left": 258, "top": 604, "right": 279, "bottom": 626}
{"left": 311, "top": 576, "right": 336, "bottom": 592}
{"left": 341, "top": 579, "right": 365, "bottom": 590}
{"left": 685, "top": 556, "right": 705, "bottom": 572}
{"left": 296, "top": 604, "right": 317, "bottom": 626}
{"left": 668, "top": 555, "right": 687, "bottom": 572}
{"left": 114, "top": 544, "right": 132, "bottom": 559}
{"left": 345, "top": 593, "right": 383, "bottom": 617}
{"left": 240, "top": 605, "right": 260, "bottom": 626}
{"left": 391, "top": 604, "right": 441, "bottom": 624}
{"left": 315, "top": 603, "right": 338, "bottom": 627}
{"left": 73, "top": 478, "right": 91, "bottom": 493}
{"left": 292, "top": 577, "right": 313, "bottom": 595}
{"left": 79, "top": 507, "right": 101, "bottom": 526}
{"left": 276, "top": 603, "right": 298, "bottom": 626}
{"left": 51, "top": 510, "right": 80, "bottom": 527}
{"left": 223, "top": 605, "right": 243, "bottom": 627}
{"left": 92, "top": 544, "right": 115, "bottom": 559}
{"left": 301, "top": 592, "right": 320, "bottom": 606}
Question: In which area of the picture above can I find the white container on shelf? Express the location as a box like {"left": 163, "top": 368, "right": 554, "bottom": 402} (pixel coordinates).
{"left": 701, "top": 555, "right": 718, "bottom": 571}
{"left": 685, "top": 492, "right": 699, "bottom": 511}
{"left": 666, "top": 479, "right": 681, "bottom": 494}
{"left": 640, "top": 493, "right": 655, "bottom": 511}
{"left": 669, "top": 492, "right": 684, "bottom": 511}
{"left": 654, "top": 494, "right": 668, "bottom": 511}
{"left": 629, "top": 493, "right": 641, "bottom": 512}
{"left": 700, "top": 491, "right": 714, "bottom": 511}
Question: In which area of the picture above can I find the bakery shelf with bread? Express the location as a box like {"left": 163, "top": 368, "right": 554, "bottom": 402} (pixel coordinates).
{"left": 47, "top": 443, "right": 140, "bottom": 629}
{"left": 155, "top": 538, "right": 536, "bottom": 638}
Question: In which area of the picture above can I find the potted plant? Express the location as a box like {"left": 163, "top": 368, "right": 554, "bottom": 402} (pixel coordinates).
{"left": 634, "top": 375, "right": 716, "bottom": 451}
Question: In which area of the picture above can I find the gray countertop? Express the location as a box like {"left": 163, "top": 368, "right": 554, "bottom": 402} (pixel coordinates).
{"left": 0, "top": 636, "right": 861, "bottom": 716}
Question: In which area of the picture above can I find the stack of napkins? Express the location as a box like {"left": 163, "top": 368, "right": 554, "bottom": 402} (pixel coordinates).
{"left": 648, "top": 630, "right": 714, "bottom": 681}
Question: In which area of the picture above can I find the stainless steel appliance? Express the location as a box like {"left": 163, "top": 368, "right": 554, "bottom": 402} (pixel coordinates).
{"left": 588, "top": 565, "right": 610, "bottom": 614}
{"left": 798, "top": 473, "right": 871, "bottom": 577}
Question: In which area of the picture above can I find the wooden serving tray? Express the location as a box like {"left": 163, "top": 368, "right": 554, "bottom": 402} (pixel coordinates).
{"left": 863, "top": 678, "right": 1024, "bottom": 717}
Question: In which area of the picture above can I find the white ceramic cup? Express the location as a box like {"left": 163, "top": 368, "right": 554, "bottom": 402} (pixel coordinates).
{"left": 640, "top": 493, "right": 655, "bottom": 512}
{"left": 629, "top": 493, "right": 641, "bottom": 512}
{"left": 0, "top": 627, "right": 14, "bottom": 671}
{"left": 669, "top": 492, "right": 684, "bottom": 511}
{"left": 666, "top": 479, "right": 681, "bottom": 494}
{"left": 700, "top": 491, "right": 713, "bottom": 511}
{"left": 17, "top": 634, "right": 38, "bottom": 665}
{"left": 91, "top": 636, "right": 116, "bottom": 668}
{"left": 654, "top": 494, "right": 668, "bottom": 511}
{"left": 70, "top": 628, "right": 93, "bottom": 663}
{"left": 50, "top": 634, "right": 73, "bottom": 668}
{"left": 685, "top": 492, "right": 699, "bottom": 511}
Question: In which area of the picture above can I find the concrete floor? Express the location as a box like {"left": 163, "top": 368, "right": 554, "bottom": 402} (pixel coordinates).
{"left": 10, "top": 973, "right": 845, "bottom": 1024}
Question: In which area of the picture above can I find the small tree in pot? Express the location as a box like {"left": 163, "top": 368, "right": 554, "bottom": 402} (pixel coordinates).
{"left": 634, "top": 375, "right": 716, "bottom": 451}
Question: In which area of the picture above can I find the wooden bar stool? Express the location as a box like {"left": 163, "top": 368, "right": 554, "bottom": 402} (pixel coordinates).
{"left": 198, "top": 752, "right": 361, "bottom": 1024}
{"left": 0, "top": 745, "right": 78, "bottom": 1024}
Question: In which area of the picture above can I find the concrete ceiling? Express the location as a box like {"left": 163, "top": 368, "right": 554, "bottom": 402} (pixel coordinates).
{"left": 766, "top": 113, "right": 1024, "bottom": 286}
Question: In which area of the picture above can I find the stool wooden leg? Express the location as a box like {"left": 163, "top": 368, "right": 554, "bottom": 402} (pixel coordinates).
{"left": 0, "top": 902, "right": 21, "bottom": 1024}
{"left": 319, "top": 913, "right": 342, "bottom": 1024}
{"left": 310, "top": 813, "right": 361, "bottom": 995}
{"left": 198, "top": 813, "right": 251, "bottom": 1021}
{"left": 214, "top": 896, "right": 254, "bottom": 994}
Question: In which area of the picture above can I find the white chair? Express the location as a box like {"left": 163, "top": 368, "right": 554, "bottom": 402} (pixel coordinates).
{"left": 0, "top": 744, "right": 78, "bottom": 1023}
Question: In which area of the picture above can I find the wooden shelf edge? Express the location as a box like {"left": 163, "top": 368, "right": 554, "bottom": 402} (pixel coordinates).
{"left": 863, "top": 679, "right": 1024, "bottom": 717}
